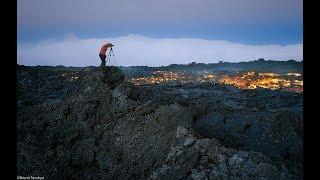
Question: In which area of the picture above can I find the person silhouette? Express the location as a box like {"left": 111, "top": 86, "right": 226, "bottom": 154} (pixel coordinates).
{"left": 99, "top": 43, "right": 114, "bottom": 68}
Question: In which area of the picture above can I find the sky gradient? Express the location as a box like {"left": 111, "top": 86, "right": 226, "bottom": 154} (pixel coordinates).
{"left": 17, "top": 0, "right": 303, "bottom": 66}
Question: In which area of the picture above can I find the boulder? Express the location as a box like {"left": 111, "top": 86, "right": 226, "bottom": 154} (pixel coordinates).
{"left": 150, "top": 126, "right": 288, "bottom": 179}
{"left": 101, "top": 66, "right": 125, "bottom": 89}
{"left": 194, "top": 107, "right": 303, "bottom": 176}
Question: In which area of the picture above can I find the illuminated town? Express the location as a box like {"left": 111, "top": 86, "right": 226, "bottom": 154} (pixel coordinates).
{"left": 130, "top": 71, "right": 303, "bottom": 93}
{"left": 61, "top": 72, "right": 79, "bottom": 81}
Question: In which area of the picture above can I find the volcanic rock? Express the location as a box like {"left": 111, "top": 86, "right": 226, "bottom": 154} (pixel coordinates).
{"left": 16, "top": 65, "right": 303, "bottom": 179}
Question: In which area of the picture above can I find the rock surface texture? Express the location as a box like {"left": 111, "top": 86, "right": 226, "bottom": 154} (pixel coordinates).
{"left": 17, "top": 65, "right": 303, "bottom": 179}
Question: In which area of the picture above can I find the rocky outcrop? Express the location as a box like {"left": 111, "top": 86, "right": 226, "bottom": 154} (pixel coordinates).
{"left": 16, "top": 66, "right": 303, "bottom": 179}
{"left": 150, "top": 126, "right": 292, "bottom": 179}
{"left": 17, "top": 66, "right": 194, "bottom": 178}
{"left": 101, "top": 66, "right": 125, "bottom": 89}
{"left": 194, "top": 104, "right": 303, "bottom": 176}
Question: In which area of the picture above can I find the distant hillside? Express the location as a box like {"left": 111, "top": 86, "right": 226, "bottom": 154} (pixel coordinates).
{"left": 17, "top": 59, "right": 303, "bottom": 78}
{"left": 162, "top": 59, "right": 303, "bottom": 74}
{"left": 117, "top": 59, "right": 303, "bottom": 77}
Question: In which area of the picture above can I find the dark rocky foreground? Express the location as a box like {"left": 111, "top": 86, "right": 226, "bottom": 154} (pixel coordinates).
{"left": 17, "top": 65, "right": 303, "bottom": 179}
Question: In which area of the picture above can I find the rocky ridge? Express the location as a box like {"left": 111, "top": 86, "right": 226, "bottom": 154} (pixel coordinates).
{"left": 17, "top": 65, "right": 303, "bottom": 179}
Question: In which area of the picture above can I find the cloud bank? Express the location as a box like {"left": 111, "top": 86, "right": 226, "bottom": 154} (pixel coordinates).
{"left": 17, "top": 34, "right": 303, "bottom": 67}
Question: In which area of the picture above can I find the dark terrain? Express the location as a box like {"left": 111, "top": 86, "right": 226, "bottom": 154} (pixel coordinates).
{"left": 17, "top": 60, "right": 303, "bottom": 179}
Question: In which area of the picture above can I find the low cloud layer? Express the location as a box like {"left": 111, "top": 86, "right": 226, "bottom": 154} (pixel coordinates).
{"left": 17, "top": 34, "right": 303, "bottom": 67}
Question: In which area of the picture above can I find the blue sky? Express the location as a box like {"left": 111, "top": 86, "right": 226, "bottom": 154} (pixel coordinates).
{"left": 17, "top": 0, "right": 303, "bottom": 66}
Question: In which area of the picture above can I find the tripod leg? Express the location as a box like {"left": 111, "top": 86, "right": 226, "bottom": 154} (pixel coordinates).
{"left": 111, "top": 49, "right": 117, "bottom": 66}
{"left": 106, "top": 52, "right": 110, "bottom": 66}
{"left": 109, "top": 51, "right": 112, "bottom": 66}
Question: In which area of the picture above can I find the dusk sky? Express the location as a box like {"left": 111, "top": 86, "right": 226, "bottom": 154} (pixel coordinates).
{"left": 18, "top": 0, "right": 303, "bottom": 66}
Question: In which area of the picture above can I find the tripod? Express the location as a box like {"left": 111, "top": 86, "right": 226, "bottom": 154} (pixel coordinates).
{"left": 106, "top": 47, "right": 117, "bottom": 66}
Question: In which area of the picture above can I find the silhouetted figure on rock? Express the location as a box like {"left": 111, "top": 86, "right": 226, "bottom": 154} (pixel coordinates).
{"left": 99, "top": 43, "right": 114, "bottom": 68}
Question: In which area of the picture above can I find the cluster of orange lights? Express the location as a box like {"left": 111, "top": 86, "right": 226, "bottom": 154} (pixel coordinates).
{"left": 130, "top": 71, "right": 303, "bottom": 93}
{"left": 61, "top": 72, "right": 79, "bottom": 81}
{"left": 131, "top": 71, "right": 214, "bottom": 85}
{"left": 219, "top": 71, "right": 303, "bottom": 92}
{"left": 131, "top": 71, "right": 195, "bottom": 85}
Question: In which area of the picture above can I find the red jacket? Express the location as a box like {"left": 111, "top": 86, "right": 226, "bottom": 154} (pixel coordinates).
{"left": 99, "top": 44, "right": 109, "bottom": 55}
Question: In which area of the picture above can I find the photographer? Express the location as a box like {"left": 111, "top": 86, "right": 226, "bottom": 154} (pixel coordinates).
{"left": 99, "top": 43, "right": 114, "bottom": 67}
